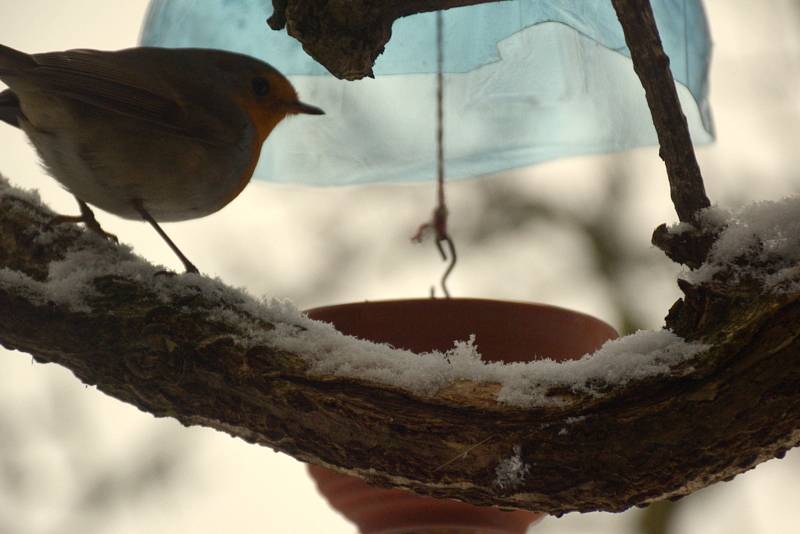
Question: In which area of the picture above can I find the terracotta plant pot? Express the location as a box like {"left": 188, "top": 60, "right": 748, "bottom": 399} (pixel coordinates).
{"left": 305, "top": 298, "right": 618, "bottom": 534}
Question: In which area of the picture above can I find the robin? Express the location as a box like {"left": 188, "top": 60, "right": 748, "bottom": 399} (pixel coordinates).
{"left": 0, "top": 44, "right": 324, "bottom": 273}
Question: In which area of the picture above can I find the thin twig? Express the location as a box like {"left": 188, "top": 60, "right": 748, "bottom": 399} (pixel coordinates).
{"left": 435, "top": 434, "right": 495, "bottom": 471}
{"left": 610, "top": 0, "right": 711, "bottom": 223}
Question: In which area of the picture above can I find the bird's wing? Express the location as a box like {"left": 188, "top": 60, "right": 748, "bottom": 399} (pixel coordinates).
{"left": 26, "top": 48, "right": 227, "bottom": 145}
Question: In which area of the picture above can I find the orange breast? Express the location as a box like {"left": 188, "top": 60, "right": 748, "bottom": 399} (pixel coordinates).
{"left": 221, "top": 96, "right": 284, "bottom": 206}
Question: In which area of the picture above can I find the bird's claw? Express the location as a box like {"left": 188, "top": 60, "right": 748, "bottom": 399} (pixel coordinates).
{"left": 46, "top": 203, "right": 119, "bottom": 244}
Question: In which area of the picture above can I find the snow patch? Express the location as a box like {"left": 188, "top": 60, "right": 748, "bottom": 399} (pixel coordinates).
{"left": 565, "top": 416, "right": 586, "bottom": 424}
{"left": 0, "top": 174, "right": 45, "bottom": 209}
{"left": 495, "top": 445, "right": 530, "bottom": 489}
{"left": 677, "top": 197, "right": 800, "bottom": 291}
{"left": 0, "top": 178, "right": 710, "bottom": 408}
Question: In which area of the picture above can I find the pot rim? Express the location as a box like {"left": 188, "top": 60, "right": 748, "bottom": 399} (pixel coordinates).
{"left": 305, "top": 297, "right": 616, "bottom": 334}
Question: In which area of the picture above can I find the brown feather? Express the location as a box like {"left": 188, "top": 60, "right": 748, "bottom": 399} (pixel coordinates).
{"left": 1, "top": 47, "right": 228, "bottom": 145}
{"left": 32, "top": 50, "right": 179, "bottom": 117}
{"left": 28, "top": 48, "right": 204, "bottom": 140}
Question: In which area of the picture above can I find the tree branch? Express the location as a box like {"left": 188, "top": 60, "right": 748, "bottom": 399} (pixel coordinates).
{"left": 610, "top": 0, "right": 710, "bottom": 224}
{"left": 268, "top": 0, "right": 498, "bottom": 79}
{"left": 2, "top": 180, "right": 799, "bottom": 515}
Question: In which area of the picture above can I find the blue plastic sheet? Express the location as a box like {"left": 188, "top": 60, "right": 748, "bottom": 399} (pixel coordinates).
{"left": 140, "top": 0, "right": 714, "bottom": 185}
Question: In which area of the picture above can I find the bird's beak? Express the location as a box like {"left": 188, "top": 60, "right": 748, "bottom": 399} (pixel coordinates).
{"left": 287, "top": 100, "right": 325, "bottom": 115}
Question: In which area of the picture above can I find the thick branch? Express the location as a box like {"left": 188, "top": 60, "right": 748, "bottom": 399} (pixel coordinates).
{"left": 269, "top": 0, "right": 494, "bottom": 79}
{"left": 1, "top": 181, "right": 800, "bottom": 515}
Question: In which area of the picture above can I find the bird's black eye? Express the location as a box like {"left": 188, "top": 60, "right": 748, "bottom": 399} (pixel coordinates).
{"left": 252, "top": 77, "right": 270, "bottom": 97}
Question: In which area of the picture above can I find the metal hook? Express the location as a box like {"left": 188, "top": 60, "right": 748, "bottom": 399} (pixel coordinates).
{"left": 435, "top": 235, "right": 457, "bottom": 298}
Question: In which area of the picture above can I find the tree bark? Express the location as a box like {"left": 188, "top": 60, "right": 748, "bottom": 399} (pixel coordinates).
{"left": 2, "top": 182, "right": 799, "bottom": 515}
{"left": 268, "top": 0, "right": 495, "bottom": 79}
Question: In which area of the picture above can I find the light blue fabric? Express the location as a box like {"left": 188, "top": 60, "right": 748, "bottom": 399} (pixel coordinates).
{"left": 140, "top": 0, "right": 714, "bottom": 185}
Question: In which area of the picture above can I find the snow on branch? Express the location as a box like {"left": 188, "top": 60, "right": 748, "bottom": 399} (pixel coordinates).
{"left": 677, "top": 199, "right": 800, "bottom": 291}
{"left": 0, "top": 179, "right": 708, "bottom": 408}
{"left": 2, "top": 175, "right": 800, "bottom": 514}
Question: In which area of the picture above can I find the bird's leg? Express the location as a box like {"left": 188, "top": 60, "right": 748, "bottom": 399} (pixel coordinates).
{"left": 47, "top": 197, "right": 119, "bottom": 243}
{"left": 132, "top": 200, "right": 199, "bottom": 274}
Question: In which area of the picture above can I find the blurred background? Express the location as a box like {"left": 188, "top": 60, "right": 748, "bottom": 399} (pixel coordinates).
{"left": 1, "top": 1, "right": 799, "bottom": 533}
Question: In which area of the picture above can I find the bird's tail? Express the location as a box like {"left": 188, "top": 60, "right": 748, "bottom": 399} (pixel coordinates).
{"left": 0, "top": 44, "right": 35, "bottom": 75}
{"left": 0, "top": 89, "right": 21, "bottom": 128}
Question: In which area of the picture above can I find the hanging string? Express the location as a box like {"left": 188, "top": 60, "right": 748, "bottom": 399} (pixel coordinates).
{"left": 412, "top": 9, "right": 457, "bottom": 298}
{"left": 436, "top": 8, "right": 445, "bottom": 203}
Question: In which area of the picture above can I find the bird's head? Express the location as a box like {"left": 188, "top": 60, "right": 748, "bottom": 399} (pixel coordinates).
{"left": 217, "top": 52, "right": 324, "bottom": 142}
